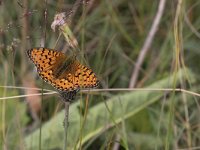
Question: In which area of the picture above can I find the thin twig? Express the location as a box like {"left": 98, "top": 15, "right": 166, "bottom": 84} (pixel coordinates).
{"left": 1, "top": 88, "right": 200, "bottom": 100}
{"left": 70, "top": 0, "right": 83, "bottom": 19}
{"left": 20, "top": 0, "right": 29, "bottom": 75}
{"left": 63, "top": 101, "right": 70, "bottom": 150}
{"left": 184, "top": 12, "right": 200, "bottom": 39}
{"left": 129, "top": 0, "right": 166, "bottom": 88}
{"left": 112, "top": 134, "right": 121, "bottom": 150}
{"left": 184, "top": 1, "right": 200, "bottom": 38}
{"left": 0, "top": 85, "right": 53, "bottom": 92}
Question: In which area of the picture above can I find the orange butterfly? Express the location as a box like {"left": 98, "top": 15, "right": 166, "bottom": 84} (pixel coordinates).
{"left": 27, "top": 47, "right": 99, "bottom": 101}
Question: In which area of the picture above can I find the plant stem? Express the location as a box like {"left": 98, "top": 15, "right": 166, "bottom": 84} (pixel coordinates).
{"left": 63, "top": 101, "right": 70, "bottom": 150}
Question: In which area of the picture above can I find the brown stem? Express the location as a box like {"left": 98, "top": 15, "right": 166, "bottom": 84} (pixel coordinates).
{"left": 129, "top": 0, "right": 166, "bottom": 88}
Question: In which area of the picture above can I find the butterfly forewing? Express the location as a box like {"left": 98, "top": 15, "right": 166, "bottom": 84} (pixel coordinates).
{"left": 27, "top": 48, "right": 65, "bottom": 72}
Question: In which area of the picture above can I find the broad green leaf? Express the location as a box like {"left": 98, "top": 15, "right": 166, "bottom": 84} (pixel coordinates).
{"left": 25, "top": 68, "right": 194, "bottom": 149}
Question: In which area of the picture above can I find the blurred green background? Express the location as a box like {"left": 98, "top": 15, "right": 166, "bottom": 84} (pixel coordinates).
{"left": 1, "top": 0, "right": 200, "bottom": 149}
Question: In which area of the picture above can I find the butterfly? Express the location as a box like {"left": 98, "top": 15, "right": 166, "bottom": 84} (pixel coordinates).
{"left": 27, "top": 47, "right": 99, "bottom": 101}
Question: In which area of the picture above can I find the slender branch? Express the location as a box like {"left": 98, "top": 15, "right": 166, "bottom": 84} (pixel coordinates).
{"left": 184, "top": 12, "right": 200, "bottom": 39}
{"left": 63, "top": 101, "right": 70, "bottom": 150}
{"left": 0, "top": 85, "right": 53, "bottom": 92}
{"left": 129, "top": 0, "right": 166, "bottom": 88}
{"left": 1, "top": 88, "right": 200, "bottom": 100}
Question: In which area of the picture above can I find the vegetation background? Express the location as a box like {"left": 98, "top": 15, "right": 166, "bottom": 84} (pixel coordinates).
{"left": 0, "top": 0, "right": 200, "bottom": 149}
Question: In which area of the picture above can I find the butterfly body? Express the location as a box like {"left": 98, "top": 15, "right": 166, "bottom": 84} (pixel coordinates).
{"left": 27, "top": 48, "right": 99, "bottom": 101}
{"left": 53, "top": 56, "right": 77, "bottom": 79}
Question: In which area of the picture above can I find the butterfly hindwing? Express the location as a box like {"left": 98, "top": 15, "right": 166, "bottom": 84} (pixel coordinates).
{"left": 73, "top": 63, "right": 99, "bottom": 89}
